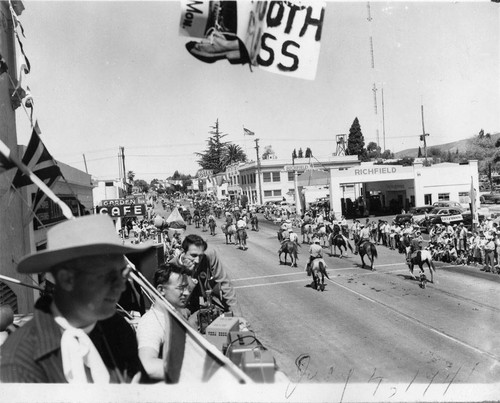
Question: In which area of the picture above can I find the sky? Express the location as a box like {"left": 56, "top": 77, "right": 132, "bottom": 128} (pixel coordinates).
{"left": 13, "top": 1, "right": 500, "bottom": 182}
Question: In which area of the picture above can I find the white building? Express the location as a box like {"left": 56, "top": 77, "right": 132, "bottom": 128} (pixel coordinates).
{"left": 92, "top": 178, "right": 128, "bottom": 210}
{"left": 238, "top": 156, "right": 360, "bottom": 205}
{"left": 329, "top": 160, "right": 480, "bottom": 218}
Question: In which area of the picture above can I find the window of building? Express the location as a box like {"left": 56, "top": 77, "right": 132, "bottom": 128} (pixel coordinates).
{"left": 264, "top": 190, "right": 273, "bottom": 197}
{"left": 438, "top": 193, "right": 450, "bottom": 201}
{"left": 252, "top": 173, "right": 256, "bottom": 183}
{"left": 273, "top": 189, "right": 282, "bottom": 196}
{"left": 272, "top": 172, "right": 280, "bottom": 182}
{"left": 288, "top": 172, "right": 294, "bottom": 181}
{"left": 263, "top": 172, "right": 271, "bottom": 182}
{"left": 222, "top": 190, "right": 226, "bottom": 195}
{"left": 424, "top": 194, "right": 432, "bottom": 205}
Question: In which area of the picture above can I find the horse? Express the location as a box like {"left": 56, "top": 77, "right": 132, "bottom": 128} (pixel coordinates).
{"left": 235, "top": 227, "right": 248, "bottom": 250}
{"left": 313, "top": 222, "right": 331, "bottom": 247}
{"left": 208, "top": 218, "right": 216, "bottom": 236}
{"left": 250, "top": 215, "right": 259, "bottom": 231}
{"left": 354, "top": 234, "right": 378, "bottom": 270}
{"left": 309, "top": 258, "right": 329, "bottom": 291}
{"left": 221, "top": 224, "right": 236, "bottom": 244}
{"left": 328, "top": 233, "right": 353, "bottom": 258}
{"left": 278, "top": 241, "right": 299, "bottom": 267}
{"left": 193, "top": 214, "right": 201, "bottom": 228}
{"left": 408, "top": 249, "right": 436, "bottom": 285}
{"left": 301, "top": 223, "right": 314, "bottom": 244}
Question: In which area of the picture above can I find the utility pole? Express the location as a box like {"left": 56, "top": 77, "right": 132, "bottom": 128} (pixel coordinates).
{"left": 254, "top": 138, "right": 263, "bottom": 205}
{"left": 120, "top": 146, "right": 127, "bottom": 194}
{"left": 82, "top": 154, "right": 88, "bottom": 174}
{"left": 381, "top": 87, "right": 386, "bottom": 151}
{"left": 420, "top": 105, "right": 430, "bottom": 164}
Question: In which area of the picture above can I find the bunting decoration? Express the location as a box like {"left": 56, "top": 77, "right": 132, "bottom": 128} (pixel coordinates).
{"left": 8, "top": 0, "right": 30, "bottom": 74}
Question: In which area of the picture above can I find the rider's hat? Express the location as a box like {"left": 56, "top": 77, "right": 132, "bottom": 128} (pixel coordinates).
{"left": 312, "top": 237, "right": 320, "bottom": 243}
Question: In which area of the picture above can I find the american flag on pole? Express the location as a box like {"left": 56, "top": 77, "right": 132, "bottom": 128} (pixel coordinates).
{"left": 243, "top": 127, "right": 255, "bottom": 136}
{"left": 12, "top": 124, "right": 62, "bottom": 213}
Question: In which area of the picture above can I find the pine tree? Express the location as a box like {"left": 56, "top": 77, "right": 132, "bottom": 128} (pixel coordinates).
{"left": 195, "top": 119, "right": 229, "bottom": 174}
{"left": 298, "top": 148, "right": 303, "bottom": 158}
{"left": 292, "top": 149, "right": 297, "bottom": 160}
{"left": 417, "top": 146, "right": 422, "bottom": 158}
{"left": 347, "top": 117, "right": 368, "bottom": 161}
{"left": 305, "top": 147, "right": 312, "bottom": 158}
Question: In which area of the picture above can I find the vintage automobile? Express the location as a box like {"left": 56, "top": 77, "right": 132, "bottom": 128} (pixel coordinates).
{"left": 417, "top": 207, "right": 483, "bottom": 232}
{"left": 479, "top": 193, "right": 500, "bottom": 204}
{"left": 393, "top": 205, "right": 435, "bottom": 226}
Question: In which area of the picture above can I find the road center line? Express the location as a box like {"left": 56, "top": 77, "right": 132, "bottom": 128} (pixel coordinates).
{"left": 232, "top": 262, "right": 404, "bottom": 282}
{"left": 234, "top": 279, "right": 307, "bottom": 289}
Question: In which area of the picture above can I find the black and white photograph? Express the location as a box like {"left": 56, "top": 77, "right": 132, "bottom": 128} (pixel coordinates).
{"left": 0, "top": 1, "right": 498, "bottom": 402}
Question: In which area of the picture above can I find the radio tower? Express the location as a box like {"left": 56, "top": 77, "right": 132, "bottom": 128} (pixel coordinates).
{"left": 367, "top": 2, "right": 380, "bottom": 147}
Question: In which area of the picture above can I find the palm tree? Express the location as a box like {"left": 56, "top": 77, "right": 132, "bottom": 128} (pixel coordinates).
{"left": 223, "top": 144, "right": 247, "bottom": 168}
{"left": 127, "top": 171, "right": 135, "bottom": 183}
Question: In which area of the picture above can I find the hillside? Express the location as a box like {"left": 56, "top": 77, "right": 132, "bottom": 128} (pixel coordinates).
{"left": 394, "top": 132, "right": 500, "bottom": 158}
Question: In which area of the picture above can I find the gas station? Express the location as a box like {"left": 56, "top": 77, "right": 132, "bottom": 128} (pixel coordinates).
{"left": 329, "top": 160, "right": 480, "bottom": 218}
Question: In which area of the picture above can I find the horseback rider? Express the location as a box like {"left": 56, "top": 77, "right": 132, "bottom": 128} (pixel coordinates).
{"left": 355, "top": 223, "right": 371, "bottom": 254}
{"left": 289, "top": 228, "right": 299, "bottom": 244}
{"left": 225, "top": 212, "right": 234, "bottom": 226}
{"left": 407, "top": 230, "right": 423, "bottom": 262}
{"left": 207, "top": 212, "right": 215, "bottom": 223}
{"left": 306, "top": 237, "right": 323, "bottom": 276}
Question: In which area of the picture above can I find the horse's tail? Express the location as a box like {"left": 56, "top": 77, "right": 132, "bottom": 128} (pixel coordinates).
{"left": 320, "top": 261, "right": 330, "bottom": 279}
{"left": 346, "top": 239, "right": 353, "bottom": 253}
{"left": 371, "top": 244, "right": 378, "bottom": 259}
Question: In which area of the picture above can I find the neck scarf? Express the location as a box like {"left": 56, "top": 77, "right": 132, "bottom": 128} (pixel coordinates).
{"left": 51, "top": 303, "right": 110, "bottom": 384}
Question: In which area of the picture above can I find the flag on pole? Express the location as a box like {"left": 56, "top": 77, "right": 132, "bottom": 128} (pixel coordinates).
{"left": 243, "top": 127, "right": 255, "bottom": 136}
{"left": 12, "top": 125, "right": 63, "bottom": 214}
{"left": 0, "top": 152, "right": 15, "bottom": 174}
{"left": 12, "top": 125, "right": 61, "bottom": 188}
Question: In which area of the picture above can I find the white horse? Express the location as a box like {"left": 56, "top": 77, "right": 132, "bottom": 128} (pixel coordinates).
{"left": 408, "top": 249, "right": 436, "bottom": 285}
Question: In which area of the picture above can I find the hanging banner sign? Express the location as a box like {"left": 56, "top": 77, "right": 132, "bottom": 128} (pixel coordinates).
{"left": 97, "top": 203, "right": 146, "bottom": 217}
{"left": 180, "top": 1, "right": 325, "bottom": 80}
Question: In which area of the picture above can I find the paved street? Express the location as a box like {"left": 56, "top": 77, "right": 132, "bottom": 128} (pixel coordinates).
{"left": 168, "top": 208, "right": 500, "bottom": 387}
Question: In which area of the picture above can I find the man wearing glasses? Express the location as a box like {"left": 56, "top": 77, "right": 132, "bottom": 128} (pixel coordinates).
{"left": 136, "top": 263, "right": 192, "bottom": 381}
{"left": 0, "top": 215, "right": 152, "bottom": 383}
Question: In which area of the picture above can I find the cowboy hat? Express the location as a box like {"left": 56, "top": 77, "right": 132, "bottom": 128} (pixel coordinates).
{"left": 18, "top": 215, "right": 153, "bottom": 274}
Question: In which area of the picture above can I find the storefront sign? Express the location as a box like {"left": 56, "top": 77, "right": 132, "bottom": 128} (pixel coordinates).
{"left": 284, "top": 164, "right": 310, "bottom": 171}
{"left": 353, "top": 167, "right": 398, "bottom": 176}
{"left": 441, "top": 214, "right": 463, "bottom": 223}
{"left": 101, "top": 198, "right": 136, "bottom": 207}
{"left": 97, "top": 203, "right": 146, "bottom": 217}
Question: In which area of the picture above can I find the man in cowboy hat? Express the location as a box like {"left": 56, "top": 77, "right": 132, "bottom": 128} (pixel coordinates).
{"left": 306, "top": 237, "right": 323, "bottom": 276}
{"left": 0, "top": 215, "right": 152, "bottom": 383}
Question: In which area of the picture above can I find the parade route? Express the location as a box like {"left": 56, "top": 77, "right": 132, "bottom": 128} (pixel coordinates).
{"left": 166, "top": 208, "right": 500, "bottom": 387}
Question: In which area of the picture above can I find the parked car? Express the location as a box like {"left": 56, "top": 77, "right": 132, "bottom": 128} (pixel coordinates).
{"left": 432, "top": 201, "right": 464, "bottom": 209}
{"left": 394, "top": 205, "right": 437, "bottom": 226}
{"left": 479, "top": 193, "right": 500, "bottom": 204}
{"left": 418, "top": 206, "right": 481, "bottom": 232}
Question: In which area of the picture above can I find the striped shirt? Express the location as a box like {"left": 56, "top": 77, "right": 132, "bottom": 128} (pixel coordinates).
{"left": 0, "top": 296, "right": 145, "bottom": 383}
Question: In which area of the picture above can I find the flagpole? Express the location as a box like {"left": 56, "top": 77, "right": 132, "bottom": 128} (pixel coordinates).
{"left": 0, "top": 139, "right": 74, "bottom": 220}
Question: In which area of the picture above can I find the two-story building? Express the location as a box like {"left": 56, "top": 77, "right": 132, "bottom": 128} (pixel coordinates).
{"left": 238, "top": 156, "right": 360, "bottom": 206}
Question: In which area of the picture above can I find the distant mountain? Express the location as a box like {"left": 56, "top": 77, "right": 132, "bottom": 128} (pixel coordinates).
{"left": 394, "top": 132, "right": 500, "bottom": 158}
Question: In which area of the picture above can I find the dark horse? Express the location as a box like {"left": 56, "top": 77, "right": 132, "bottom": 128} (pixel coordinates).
{"left": 236, "top": 228, "right": 248, "bottom": 250}
{"left": 208, "top": 218, "right": 216, "bottom": 236}
{"left": 278, "top": 241, "right": 299, "bottom": 267}
{"left": 328, "top": 233, "right": 353, "bottom": 258}
{"left": 354, "top": 234, "right": 378, "bottom": 270}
